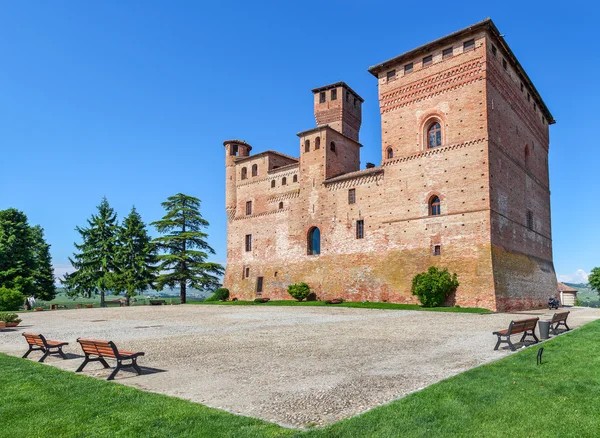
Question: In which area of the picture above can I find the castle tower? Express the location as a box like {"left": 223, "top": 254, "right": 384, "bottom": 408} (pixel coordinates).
{"left": 312, "top": 82, "right": 363, "bottom": 141}
{"left": 223, "top": 140, "right": 251, "bottom": 221}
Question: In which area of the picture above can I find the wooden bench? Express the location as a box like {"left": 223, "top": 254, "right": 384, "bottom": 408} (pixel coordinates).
{"left": 22, "top": 333, "right": 69, "bottom": 362}
{"left": 76, "top": 338, "right": 145, "bottom": 380}
{"left": 493, "top": 317, "right": 539, "bottom": 351}
{"left": 149, "top": 299, "right": 166, "bottom": 306}
{"left": 549, "top": 311, "right": 570, "bottom": 335}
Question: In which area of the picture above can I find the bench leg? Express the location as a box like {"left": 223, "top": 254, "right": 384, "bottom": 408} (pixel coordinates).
{"left": 506, "top": 338, "right": 516, "bottom": 351}
{"left": 57, "top": 347, "right": 67, "bottom": 360}
{"left": 494, "top": 336, "right": 503, "bottom": 351}
{"left": 107, "top": 363, "right": 122, "bottom": 381}
{"left": 132, "top": 358, "right": 142, "bottom": 376}
{"left": 39, "top": 349, "right": 50, "bottom": 363}
{"left": 564, "top": 322, "right": 570, "bottom": 331}
{"left": 76, "top": 356, "right": 90, "bottom": 373}
{"left": 99, "top": 357, "right": 111, "bottom": 369}
{"left": 22, "top": 346, "right": 34, "bottom": 359}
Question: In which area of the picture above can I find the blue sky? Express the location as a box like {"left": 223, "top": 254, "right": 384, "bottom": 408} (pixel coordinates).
{"left": 0, "top": 1, "right": 597, "bottom": 284}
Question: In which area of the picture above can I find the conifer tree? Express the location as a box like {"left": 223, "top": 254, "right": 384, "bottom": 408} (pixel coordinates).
{"left": 0, "top": 209, "right": 35, "bottom": 301}
{"left": 65, "top": 197, "right": 119, "bottom": 307}
{"left": 114, "top": 206, "right": 157, "bottom": 305}
{"left": 31, "top": 225, "right": 57, "bottom": 301}
{"left": 151, "top": 193, "right": 224, "bottom": 304}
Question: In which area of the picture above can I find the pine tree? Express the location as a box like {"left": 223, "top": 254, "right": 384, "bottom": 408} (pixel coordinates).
{"left": 151, "top": 193, "right": 224, "bottom": 304}
{"left": 114, "top": 207, "right": 157, "bottom": 305}
{"left": 31, "top": 225, "right": 57, "bottom": 301}
{"left": 66, "top": 197, "right": 119, "bottom": 307}
{"left": 0, "top": 209, "right": 35, "bottom": 302}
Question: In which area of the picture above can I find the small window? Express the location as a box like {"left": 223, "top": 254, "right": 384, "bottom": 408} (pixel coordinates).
{"left": 527, "top": 93, "right": 531, "bottom": 102}
{"left": 256, "top": 277, "right": 264, "bottom": 295}
{"left": 230, "top": 144, "right": 238, "bottom": 156}
{"left": 346, "top": 91, "right": 350, "bottom": 102}
{"left": 491, "top": 44, "right": 497, "bottom": 57}
{"left": 245, "top": 234, "right": 252, "bottom": 252}
{"left": 305, "top": 139, "right": 310, "bottom": 153}
{"left": 502, "top": 58, "right": 507, "bottom": 70}
{"left": 348, "top": 188, "right": 356, "bottom": 205}
{"left": 442, "top": 47, "right": 453, "bottom": 59}
{"left": 527, "top": 210, "right": 534, "bottom": 231}
{"left": 315, "top": 137, "right": 321, "bottom": 150}
{"left": 282, "top": 177, "right": 287, "bottom": 186}
{"left": 244, "top": 267, "right": 250, "bottom": 278}
{"left": 433, "top": 245, "right": 441, "bottom": 256}
{"left": 542, "top": 117, "right": 546, "bottom": 125}
{"left": 293, "top": 175, "right": 298, "bottom": 183}
{"left": 463, "top": 39, "right": 475, "bottom": 51}
{"left": 241, "top": 167, "right": 247, "bottom": 180}
{"left": 386, "top": 147, "right": 393, "bottom": 159}
{"left": 356, "top": 220, "right": 364, "bottom": 239}
{"left": 353, "top": 97, "right": 357, "bottom": 108}
{"left": 246, "top": 201, "right": 252, "bottom": 215}
{"left": 331, "top": 89, "right": 337, "bottom": 100}
{"left": 422, "top": 55, "right": 433, "bottom": 67}
{"left": 386, "top": 70, "right": 396, "bottom": 81}
{"left": 319, "top": 91, "right": 326, "bottom": 103}
{"left": 251, "top": 164, "right": 258, "bottom": 177}
{"left": 429, "top": 196, "right": 441, "bottom": 216}
{"left": 404, "top": 63, "right": 413, "bottom": 74}
{"left": 278, "top": 202, "right": 283, "bottom": 210}
{"left": 330, "top": 141, "right": 336, "bottom": 152}
{"left": 308, "top": 227, "right": 321, "bottom": 255}
{"left": 427, "top": 121, "right": 442, "bottom": 148}
{"left": 533, "top": 103, "right": 537, "bottom": 112}
{"left": 271, "top": 180, "right": 276, "bottom": 188}
{"left": 520, "top": 82, "right": 524, "bottom": 92}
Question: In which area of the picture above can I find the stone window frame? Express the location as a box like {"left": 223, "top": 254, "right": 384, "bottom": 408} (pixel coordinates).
{"left": 245, "top": 234, "right": 252, "bottom": 252}
{"left": 305, "top": 139, "right": 310, "bottom": 153}
{"left": 386, "top": 147, "right": 394, "bottom": 159}
{"left": 271, "top": 180, "right": 276, "bottom": 188}
{"left": 433, "top": 244, "right": 441, "bottom": 256}
{"left": 442, "top": 47, "right": 453, "bottom": 60}
{"left": 386, "top": 69, "right": 396, "bottom": 82}
{"left": 256, "top": 276, "right": 264, "bottom": 295}
{"left": 356, "top": 220, "right": 364, "bottom": 239}
{"left": 282, "top": 177, "right": 287, "bottom": 186}
{"left": 278, "top": 202, "right": 284, "bottom": 210}
{"left": 463, "top": 39, "right": 475, "bottom": 52}
{"left": 293, "top": 174, "right": 298, "bottom": 183}
{"left": 330, "top": 141, "right": 336, "bottom": 153}
{"left": 241, "top": 167, "right": 248, "bottom": 180}
{"left": 307, "top": 226, "right": 321, "bottom": 256}
{"left": 319, "top": 91, "right": 326, "bottom": 103}
{"left": 348, "top": 188, "right": 356, "bottom": 205}
{"left": 245, "top": 200, "right": 252, "bottom": 216}
{"left": 331, "top": 89, "right": 337, "bottom": 100}
{"left": 251, "top": 164, "right": 258, "bottom": 177}
{"left": 420, "top": 113, "right": 446, "bottom": 150}
{"left": 428, "top": 195, "right": 441, "bottom": 216}
{"left": 422, "top": 55, "right": 433, "bottom": 67}
{"left": 404, "top": 62, "right": 413, "bottom": 74}
{"left": 315, "top": 137, "right": 321, "bottom": 150}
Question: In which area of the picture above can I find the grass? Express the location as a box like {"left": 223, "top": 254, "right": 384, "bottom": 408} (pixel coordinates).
{"left": 2, "top": 320, "right": 600, "bottom": 436}
{"left": 195, "top": 299, "right": 491, "bottom": 313}
{"left": 31, "top": 292, "right": 204, "bottom": 311}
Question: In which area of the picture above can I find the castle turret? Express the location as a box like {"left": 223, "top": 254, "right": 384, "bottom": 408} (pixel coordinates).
{"left": 312, "top": 82, "right": 363, "bottom": 141}
{"left": 223, "top": 140, "right": 251, "bottom": 220}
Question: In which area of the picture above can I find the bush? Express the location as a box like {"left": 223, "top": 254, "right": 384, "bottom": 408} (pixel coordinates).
{"left": 0, "top": 287, "right": 25, "bottom": 311}
{"left": 411, "top": 267, "right": 459, "bottom": 307}
{"left": 0, "top": 313, "right": 22, "bottom": 324}
{"left": 205, "top": 288, "right": 230, "bottom": 302}
{"left": 325, "top": 298, "right": 344, "bottom": 304}
{"left": 287, "top": 282, "right": 311, "bottom": 302}
{"left": 254, "top": 298, "right": 270, "bottom": 303}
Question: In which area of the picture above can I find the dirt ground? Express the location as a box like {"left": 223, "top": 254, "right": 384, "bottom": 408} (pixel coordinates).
{"left": 1, "top": 305, "right": 598, "bottom": 427}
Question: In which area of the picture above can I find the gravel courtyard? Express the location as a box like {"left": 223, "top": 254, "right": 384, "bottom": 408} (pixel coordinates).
{"left": 1, "top": 305, "right": 599, "bottom": 427}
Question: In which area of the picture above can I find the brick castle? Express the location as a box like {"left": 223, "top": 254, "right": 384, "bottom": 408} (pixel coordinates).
{"left": 222, "top": 18, "right": 556, "bottom": 311}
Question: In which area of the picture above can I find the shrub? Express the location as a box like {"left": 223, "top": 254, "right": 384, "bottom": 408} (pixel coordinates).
{"left": 0, "top": 287, "right": 25, "bottom": 311}
{"left": 205, "top": 288, "right": 230, "bottom": 302}
{"left": 287, "top": 283, "right": 311, "bottom": 302}
{"left": 0, "top": 313, "right": 22, "bottom": 324}
{"left": 325, "top": 298, "right": 344, "bottom": 304}
{"left": 411, "top": 266, "right": 459, "bottom": 307}
{"left": 254, "top": 298, "right": 270, "bottom": 303}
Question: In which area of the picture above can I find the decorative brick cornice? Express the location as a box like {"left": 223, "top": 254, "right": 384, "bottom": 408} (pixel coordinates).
{"left": 268, "top": 189, "right": 300, "bottom": 203}
{"left": 233, "top": 207, "right": 290, "bottom": 221}
{"left": 380, "top": 58, "right": 484, "bottom": 114}
{"left": 325, "top": 172, "right": 384, "bottom": 191}
{"left": 226, "top": 208, "right": 236, "bottom": 223}
{"left": 383, "top": 137, "right": 487, "bottom": 166}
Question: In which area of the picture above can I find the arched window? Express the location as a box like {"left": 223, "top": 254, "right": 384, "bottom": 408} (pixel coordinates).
{"left": 282, "top": 177, "right": 287, "bottom": 186}
{"left": 293, "top": 175, "right": 298, "bottom": 183}
{"left": 307, "top": 227, "right": 320, "bottom": 255}
{"left": 315, "top": 137, "right": 321, "bottom": 149}
{"left": 427, "top": 121, "right": 442, "bottom": 148}
{"left": 279, "top": 202, "right": 284, "bottom": 209}
{"left": 330, "top": 141, "right": 336, "bottom": 152}
{"left": 386, "top": 147, "right": 393, "bottom": 159}
{"left": 251, "top": 164, "right": 258, "bottom": 177}
{"left": 429, "top": 196, "right": 441, "bottom": 216}
{"left": 305, "top": 139, "right": 310, "bottom": 153}
{"left": 271, "top": 180, "right": 275, "bottom": 188}
{"left": 241, "top": 167, "right": 248, "bottom": 180}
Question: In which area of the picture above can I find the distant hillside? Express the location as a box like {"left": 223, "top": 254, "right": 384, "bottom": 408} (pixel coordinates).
{"left": 563, "top": 283, "right": 599, "bottom": 308}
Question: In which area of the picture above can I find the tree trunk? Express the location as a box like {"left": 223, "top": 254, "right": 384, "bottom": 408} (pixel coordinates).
{"left": 100, "top": 289, "right": 105, "bottom": 308}
{"left": 180, "top": 281, "right": 186, "bottom": 304}
{"left": 126, "top": 294, "right": 131, "bottom": 306}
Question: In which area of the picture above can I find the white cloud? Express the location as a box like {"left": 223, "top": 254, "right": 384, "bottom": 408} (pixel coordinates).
{"left": 53, "top": 264, "right": 74, "bottom": 283}
{"left": 558, "top": 269, "right": 589, "bottom": 284}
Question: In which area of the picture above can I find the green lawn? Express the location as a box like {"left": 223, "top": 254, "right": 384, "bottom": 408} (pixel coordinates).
{"left": 2, "top": 321, "right": 600, "bottom": 437}
{"left": 32, "top": 292, "right": 203, "bottom": 310}
{"left": 196, "top": 299, "right": 491, "bottom": 313}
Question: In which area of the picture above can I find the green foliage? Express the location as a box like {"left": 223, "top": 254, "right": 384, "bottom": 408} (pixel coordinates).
{"left": 0, "top": 312, "right": 22, "bottom": 324}
{"left": 63, "top": 197, "right": 120, "bottom": 307}
{"left": 0, "top": 209, "right": 55, "bottom": 301}
{"left": 151, "top": 193, "right": 225, "bottom": 304}
{"left": 254, "top": 297, "right": 270, "bottom": 303}
{"left": 287, "top": 282, "right": 311, "bottom": 301}
{"left": 0, "top": 286, "right": 25, "bottom": 311}
{"left": 113, "top": 207, "right": 157, "bottom": 305}
{"left": 325, "top": 298, "right": 344, "bottom": 304}
{"left": 589, "top": 267, "right": 600, "bottom": 297}
{"left": 205, "top": 287, "right": 229, "bottom": 302}
{"left": 411, "top": 266, "right": 459, "bottom": 307}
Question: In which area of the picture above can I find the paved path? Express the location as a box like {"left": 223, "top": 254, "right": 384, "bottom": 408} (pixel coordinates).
{"left": 1, "top": 305, "right": 598, "bottom": 427}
